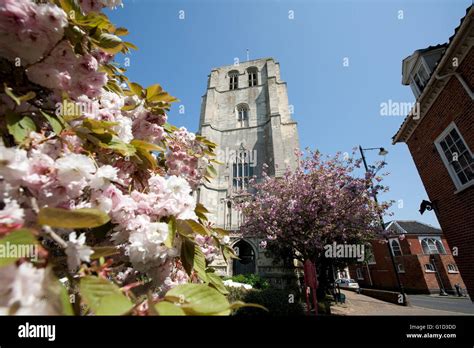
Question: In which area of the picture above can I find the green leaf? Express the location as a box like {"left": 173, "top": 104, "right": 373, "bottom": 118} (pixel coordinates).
{"left": 207, "top": 271, "right": 229, "bottom": 295}
{"left": 40, "top": 110, "right": 66, "bottom": 135}
{"left": 38, "top": 208, "right": 110, "bottom": 229}
{"left": 164, "top": 218, "right": 176, "bottom": 248}
{"left": 90, "top": 246, "right": 119, "bottom": 260}
{"left": 114, "top": 27, "right": 129, "bottom": 36}
{"left": 229, "top": 301, "right": 268, "bottom": 312}
{"left": 165, "top": 283, "right": 231, "bottom": 315}
{"left": 129, "top": 82, "right": 143, "bottom": 97}
{"left": 59, "top": 0, "right": 84, "bottom": 20}
{"left": 4, "top": 84, "right": 20, "bottom": 105}
{"left": 6, "top": 110, "right": 36, "bottom": 143}
{"left": 206, "top": 165, "right": 217, "bottom": 178}
{"left": 93, "top": 33, "right": 123, "bottom": 54}
{"left": 222, "top": 245, "right": 239, "bottom": 263}
{"left": 131, "top": 139, "right": 164, "bottom": 152}
{"left": 79, "top": 276, "right": 133, "bottom": 315}
{"left": 83, "top": 118, "right": 119, "bottom": 135}
{"left": 123, "top": 41, "right": 138, "bottom": 50}
{"left": 0, "top": 229, "right": 37, "bottom": 267}
{"left": 180, "top": 238, "right": 195, "bottom": 276}
{"left": 155, "top": 301, "right": 185, "bottom": 316}
{"left": 57, "top": 279, "right": 74, "bottom": 315}
{"left": 182, "top": 219, "right": 210, "bottom": 236}
{"left": 193, "top": 246, "right": 208, "bottom": 283}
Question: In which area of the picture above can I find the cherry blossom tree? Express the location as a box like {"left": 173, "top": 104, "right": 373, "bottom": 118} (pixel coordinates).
{"left": 0, "top": 0, "right": 253, "bottom": 316}
{"left": 237, "top": 150, "right": 392, "bottom": 293}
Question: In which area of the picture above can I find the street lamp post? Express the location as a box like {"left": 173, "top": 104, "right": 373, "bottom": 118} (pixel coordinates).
{"left": 359, "top": 145, "right": 407, "bottom": 304}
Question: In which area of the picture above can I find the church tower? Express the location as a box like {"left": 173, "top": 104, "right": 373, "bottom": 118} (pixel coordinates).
{"left": 198, "top": 58, "right": 300, "bottom": 281}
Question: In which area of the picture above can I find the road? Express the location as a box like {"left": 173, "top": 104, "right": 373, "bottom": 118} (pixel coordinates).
{"left": 408, "top": 294, "right": 474, "bottom": 315}
{"left": 332, "top": 290, "right": 468, "bottom": 315}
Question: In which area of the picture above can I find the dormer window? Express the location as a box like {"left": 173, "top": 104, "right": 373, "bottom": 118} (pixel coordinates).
{"left": 248, "top": 67, "right": 258, "bottom": 87}
{"left": 229, "top": 71, "right": 239, "bottom": 90}
{"left": 410, "top": 62, "right": 430, "bottom": 97}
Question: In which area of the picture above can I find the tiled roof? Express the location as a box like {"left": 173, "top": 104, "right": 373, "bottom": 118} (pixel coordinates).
{"left": 385, "top": 220, "right": 442, "bottom": 235}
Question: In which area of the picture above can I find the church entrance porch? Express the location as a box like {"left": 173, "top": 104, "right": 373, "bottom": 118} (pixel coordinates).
{"left": 232, "top": 239, "right": 256, "bottom": 275}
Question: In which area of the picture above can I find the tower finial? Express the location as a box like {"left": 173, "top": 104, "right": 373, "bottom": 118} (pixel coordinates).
{"left": 246, "top": 48, "right": 249, "bottom": 62}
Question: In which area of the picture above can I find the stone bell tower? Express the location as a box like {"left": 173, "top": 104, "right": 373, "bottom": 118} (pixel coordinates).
{"left": 197, "top": 58, "right": 300, "bottom": 284}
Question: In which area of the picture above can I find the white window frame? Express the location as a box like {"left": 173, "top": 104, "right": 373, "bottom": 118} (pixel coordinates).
{"left": 389, "top": 238, "right": 403, "bottom": 256}
{"left": 424, "top": 263, "right": 435, "bottom": 273}
{"left": 434, "top": 122, "right": 473, "bottom": 192}
{"left": 447, "top": 264, "right": 459, "bottom": 273}
{"left": 418, "top": 236, "right": 446, "bottom": 255}
{"left": 397, "top": 264, "right": 405, "bottom": 273}
{"left": 356, "top": 268, "right": 364, "bottom": 280}
{"left": 409, "top": 58, "right": 431, "bottom": 98}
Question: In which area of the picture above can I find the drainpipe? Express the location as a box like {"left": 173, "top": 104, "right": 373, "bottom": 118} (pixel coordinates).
{"left": 435, "top": 72, "right": 474, "bottom": 100}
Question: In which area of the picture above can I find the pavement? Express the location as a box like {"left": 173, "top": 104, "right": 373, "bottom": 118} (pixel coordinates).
{"left": 408, "top": 294, "right": 474, "bottom": 315}
{"left": 331, "top": 290, "right": 473, "bottom": 316}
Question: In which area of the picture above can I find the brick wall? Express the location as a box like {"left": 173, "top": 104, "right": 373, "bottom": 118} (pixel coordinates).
{"left": 405, "top": 47, "right": 474, "bottom": 299}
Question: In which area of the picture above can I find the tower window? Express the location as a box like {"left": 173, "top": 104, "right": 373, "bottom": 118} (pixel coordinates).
{"left": 232, "top": 151, "right": 254, "bottom": 190}
{"left": 248, "top": 68, "right": 258, "bottom": 87}
{"left": 229, "top": 71, "right": 239, "bottom": 90}
{"left": 237, "top": 104, "right": 249, "bottom": 127}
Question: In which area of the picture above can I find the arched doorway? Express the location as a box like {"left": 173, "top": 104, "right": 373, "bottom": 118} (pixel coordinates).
{"left": 232, "top": 240, "right": 256, "bottom": 275}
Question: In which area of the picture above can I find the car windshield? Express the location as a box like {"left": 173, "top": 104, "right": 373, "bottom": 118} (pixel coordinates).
{"left": 349, "top": 279, "right": 356, "bottom": 283}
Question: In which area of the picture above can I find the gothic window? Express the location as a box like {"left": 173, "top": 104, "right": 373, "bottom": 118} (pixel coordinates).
{"left": 248, "top": 67, "right": 258, "bottom": 87}
{"left": 237, "top": 104, "right": 249, "bottom": 127}
{"left": 435, "top": 123, "right": 473, "bottom": 191}
{"left": 420, "top": 237, "right": 446, "bottom": 255}
{"left": 232, "top": 151, "right": 254, "bottom": 190}
{"left": 229, "top": 71, "right": 239, "bottom": 90}
{"left": 389, "top": 239, "right": 402, "bottom": 256}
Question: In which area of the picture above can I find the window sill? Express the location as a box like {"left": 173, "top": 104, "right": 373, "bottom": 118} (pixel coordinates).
{"left": 425, "top": 270, "right": 435, "bottom": 273}
{"left": 454, "top": 181, "right": 474, "bottom": 194}
{"left": 448, "top": 271, "right": 459, "bottom": 274}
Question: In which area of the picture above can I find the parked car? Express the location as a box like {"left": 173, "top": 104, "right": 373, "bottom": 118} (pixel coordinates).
{"left": 335, "top": 278, "right": 360, "bottom": 290}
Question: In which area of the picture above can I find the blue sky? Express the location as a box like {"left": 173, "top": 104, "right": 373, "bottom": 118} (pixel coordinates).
{"left": 108, "top": 0, "right": 472, "bottom": 228}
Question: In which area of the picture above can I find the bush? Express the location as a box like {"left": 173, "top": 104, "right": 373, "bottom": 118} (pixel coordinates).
{"left": 224, "top": 274, "right": 270, "bottom": 290}
{"left": 233, "top": 288, "right": 305, "bottom": 316}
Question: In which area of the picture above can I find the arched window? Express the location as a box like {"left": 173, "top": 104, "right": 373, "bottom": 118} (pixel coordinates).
{"left": 247, "top": 67, "right": 258, "bottom": 87}
{"left": 424, "top": 263, "right": 435, "bottom": 272}
{"left": 229, "top": 70, "right": 239, "bottom": 90}
{"left": 420, "top": 238, "right": 446, "bottom": 255}
{"left": 236, "top": 104, "right": 249, "bottom": 127}
{"left": 397, "top": 264, "right": 405, "bottom": 273}
{"left": 447, "top": 264, "right": 458, "bottom": 273}
{"left": 390, "top": 239, "right": 402, "bottom": 256}
{"left": 232, "top": 149, "right": 254, "bottom": 190}
{"left": 356, "top": 268, "right": 363, "bottom": 280}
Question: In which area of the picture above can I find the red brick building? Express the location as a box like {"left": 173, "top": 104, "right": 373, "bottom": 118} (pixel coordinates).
{"left": 392, "top": 6, "right": 474, "bottom": 299}
{"left": 349, "top": 221, "right": 466, "bottom": 295}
